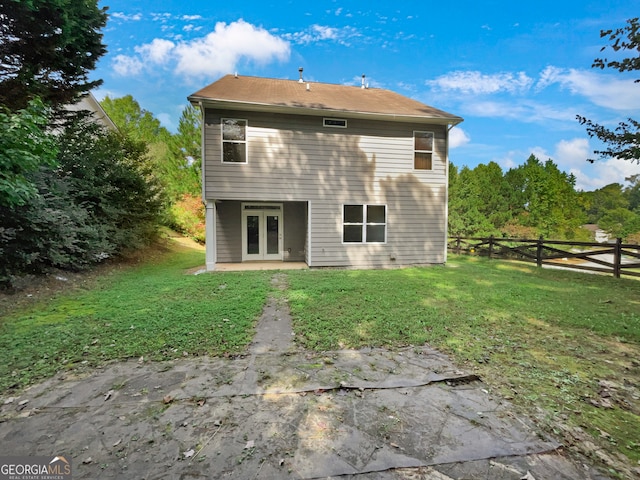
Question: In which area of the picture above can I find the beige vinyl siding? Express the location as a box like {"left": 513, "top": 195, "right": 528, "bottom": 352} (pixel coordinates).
{"left": 204, "top": 109, "right": 449, "bottom": 267}
{"left": 216, "top": 201, "right": 241, "bottom": 262}
{"left": 283, "top": 202, "right": 307, "bottom": 261}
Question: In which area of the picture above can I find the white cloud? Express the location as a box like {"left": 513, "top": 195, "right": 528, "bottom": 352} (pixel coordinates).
{"left": 112, "top": 55, "right": 144, "bottom": 76}
{"left": 111, "top": 20, "right": 290, "bottom": 80}
{"left": 554, "top": 138, "right": 590, "bottom": 168}
{"left": 282, "top": 24, "right": 360, "bottom": 46}
{"left": 151, "top": 12, "right": 173, "bottom": 22}
{"left": 462, "top": 100, "right": 576, "bottom": 123}
{"left": 183, "top": 24, "right": 203, "bottom": 33}
{"left": 182, "top": 15, "right": 202, "bottom": 21}
{"left": 587, "top": 159, "right": 640, "bottom": 190}
{"left": 537, "top": 66, "right": 640, "bottom": 111}
{"left": 524, "top": 137, "right": 640, "bottom": 190}
{"left": 427, "top": 71, "right": 534, "bottom": 95}
{"left": 449, "top": 127, "right": 470, "bottom": 149}
{"left": 173, "top": 20, "right": 290, "bottom": 77}
{"left": 111, "top": 12, "right": 142, "bottom": 21}
{"left": 135, "top": 38, "right": 175, "bottom": 64}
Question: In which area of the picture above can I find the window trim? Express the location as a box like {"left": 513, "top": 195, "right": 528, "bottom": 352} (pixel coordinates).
{"left": 221, "top": 118, "right": 248, "bottom": 164}
{"left": 342, "top": 204, "right": 387, "bottom": 244}
{"left": 323, "top": 118, "right": 347, "bottom": 128}
{"left": 413, "top": 130, "right": 434, "bottom": 170}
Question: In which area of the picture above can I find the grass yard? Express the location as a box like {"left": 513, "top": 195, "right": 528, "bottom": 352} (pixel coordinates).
{"left": 1, "top": 240, "right": 639, "bottom": 476}
{"left": 0, "top": 240, "right": 272, "bottom": 392}
{"left": 285, "top": 257, "right": 640, "bottom": 476}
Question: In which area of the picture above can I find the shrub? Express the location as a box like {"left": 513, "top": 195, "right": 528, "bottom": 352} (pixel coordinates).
{"left": 169, "top": 193, "right": 205, "bottom": 243}
{"left": 0, "top": 114, "right": 165, "bottom": 289}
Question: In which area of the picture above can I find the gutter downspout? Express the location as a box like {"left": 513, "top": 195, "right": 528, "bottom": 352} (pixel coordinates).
{"left": 199, "top": 101, "right": 206, "bottom": 203}
{"left": 199, "top": 102, "right": 216, "bottom": 271}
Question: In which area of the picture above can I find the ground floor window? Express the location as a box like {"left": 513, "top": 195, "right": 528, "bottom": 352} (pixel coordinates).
{"left": 343, "top": 204, "right": 386, "bottom": 243}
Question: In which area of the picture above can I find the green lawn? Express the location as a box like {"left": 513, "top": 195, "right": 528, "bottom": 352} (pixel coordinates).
{"left": 0, "top": 244, "right": 271, "bottom": 391}
{"left": 1, "top": 244, "right": 638, "bottom": 476}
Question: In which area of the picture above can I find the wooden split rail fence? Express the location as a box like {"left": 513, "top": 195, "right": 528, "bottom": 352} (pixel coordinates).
{"left": 447, "top": 236, "right": 640, "bottom": 279}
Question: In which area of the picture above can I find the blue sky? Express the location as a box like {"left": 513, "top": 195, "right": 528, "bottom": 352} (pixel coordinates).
{"left": 93, "top": 0, "right": 640, "bottom": 191}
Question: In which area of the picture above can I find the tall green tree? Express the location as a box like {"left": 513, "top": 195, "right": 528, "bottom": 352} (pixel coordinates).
{"left": 448, "top": 163, "right": 496, "bottom": 237}
{"left": 577, "top": 18, "right": 640, "bottom": 163}
{"left": 168, "top": 104, "right": 202, "bottom": 195}
{"left": 101, "top": 95, "right": 201, "bottom": 200}
{"left": 580, "top": 183, "right": 629, "bottom": 224}
{"left": 505, "top": 155, "right": 585, "bottom": 238}
{"left": 599, "top": 208, "right": 640, "bottom": 238}
{"left": 625, "top": 174, "right": 640, "bottom": 212}
{"left": 0, "top": 0, "right": 107, "bottom": 111}
{"left": 100, "top": 95, "right": 170, "bottom": 143}
{"left": 0, "top": 99, "right": 57, "bottom": 207}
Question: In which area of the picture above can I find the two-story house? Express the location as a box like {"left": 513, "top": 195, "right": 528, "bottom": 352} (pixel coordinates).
{"left": 188, "top": 73, "right": 463, "bottom": 270}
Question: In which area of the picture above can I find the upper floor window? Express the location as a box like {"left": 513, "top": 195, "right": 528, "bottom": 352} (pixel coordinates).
{"left": 343, "top": 204, "right": 387, "bottom": 243}
{"left": 222, "top": 118, "right": 247, "bottom": 163}
{"left": 414, "top": 131, "right": 434, "bottom": 170}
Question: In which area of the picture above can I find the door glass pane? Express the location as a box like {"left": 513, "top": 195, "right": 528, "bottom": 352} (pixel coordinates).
{"left": 247, "top": 215, "right": 259, "bottom": 254}
{"left": 266, "top": 215, "right": 279, "bottom": 254}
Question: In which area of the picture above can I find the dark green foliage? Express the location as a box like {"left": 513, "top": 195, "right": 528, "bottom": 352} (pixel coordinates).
{"left": 505, "top": 155, "right": 585, "bottom": 238}
{"left": 580, "top": 183, "right": 629, "bottom": 224}
{"left": 448, "top": 155, "right": 587, "bottom": 239}
{"left": 577, "top": 18, "right": 640, "bottom": 163}
{"left": 448, "top": 163, "right": 497, "bottom": 236}
{"left": 55, "top": 118, "right": 165, "bottom": 248}
{"left": 0, "top": 115, "right": 165, "bottom": 289}
{"left": 0, "top": 0, "right": 107, "bottom": 111}
{"left": 169, "top": 104, "right": 202, "bottom": 196}
{"left": 598, "top": 208, "right": 640, "bottom": 238}
{"left": 101, "top": 96, "right": 201, "bottom": 201}
{"left": 0, "top": 99, "right": 57, "bottom": 207}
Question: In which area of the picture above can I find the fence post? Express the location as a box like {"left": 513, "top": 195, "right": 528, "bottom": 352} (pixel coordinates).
{"left": 456, "top": 236, "right": 461, "bottom": 254}
{"left": 613, "top": 237, "right": 622, "bottom": 278}
{"left": 536, "top": 236, "right": 544, "bottom": 268}
{"left": 488, "top": 235, "right": 494, "bottom": 259}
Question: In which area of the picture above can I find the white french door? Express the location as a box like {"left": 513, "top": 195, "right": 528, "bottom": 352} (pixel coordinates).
{"left": 241, "top": 204, "right": 283, "bottom": 261}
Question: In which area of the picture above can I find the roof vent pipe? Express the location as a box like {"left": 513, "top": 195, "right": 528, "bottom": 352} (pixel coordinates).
{"left": 361, "top": 74, "right": 366, "bottom": 89}
{"left": 298, "top": 67, "right": 304, "bottom": 83}
{"left": 306, "top": 83, "right": 310, "bottom": 91}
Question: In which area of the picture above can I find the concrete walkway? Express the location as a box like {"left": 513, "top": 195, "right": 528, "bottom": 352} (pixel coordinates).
{"left": 0, "top": 275, "right": 610, "bottom": 479}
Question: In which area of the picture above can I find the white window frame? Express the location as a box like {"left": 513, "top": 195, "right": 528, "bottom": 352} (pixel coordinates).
{"left": 342, "top": 204, "right": 387, "bottom": 244}
{"left": 221, "top": 118, "right": 248, "bottom": 164}
{"left": 413, "top": 130, "right": 434, "bottom": 170}
{"left": 324, "top": 118, "right": 347, "bottom": 128}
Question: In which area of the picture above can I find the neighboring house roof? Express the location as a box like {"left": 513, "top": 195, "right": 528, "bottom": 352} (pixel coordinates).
{"left": 188, "top": 74, "right": 463, "bottom": 125}
{"left": 65, "top": 92, "right": 117, "bottom": 131}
